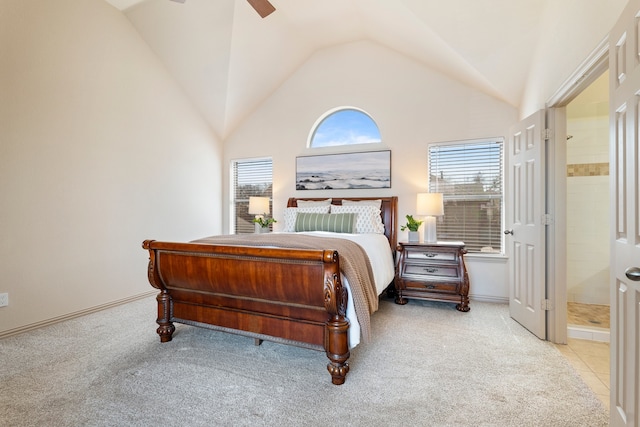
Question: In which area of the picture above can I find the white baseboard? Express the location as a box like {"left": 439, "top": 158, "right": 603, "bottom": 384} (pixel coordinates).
{"left": 567, "top": 325, "right": 610, "bottom": 342}
{"left": 470, "top": 294, "right": 509, "bottom": 304}
{"left": 0, "top": 291, "right": 156, "bottom": 340}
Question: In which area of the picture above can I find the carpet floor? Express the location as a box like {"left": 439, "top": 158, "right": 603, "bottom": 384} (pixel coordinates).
{"left": 0, "top": 295, "right": 608, "bottom": 426}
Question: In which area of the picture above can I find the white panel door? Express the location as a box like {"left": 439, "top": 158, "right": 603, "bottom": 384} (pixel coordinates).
{"left": 609, "top": 1, "right": 640, "bottom": 425}
{"left": 507, "top": 111, "right": 546, "bottom": 339}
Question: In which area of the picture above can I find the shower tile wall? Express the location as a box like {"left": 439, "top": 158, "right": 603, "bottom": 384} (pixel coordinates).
{"left": 566, "top": 115, "right": 609, "bottom": 305}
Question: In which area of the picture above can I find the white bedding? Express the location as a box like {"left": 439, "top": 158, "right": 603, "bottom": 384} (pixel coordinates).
{"left": 282, "top": 231, "right": 395, "bottom": 348}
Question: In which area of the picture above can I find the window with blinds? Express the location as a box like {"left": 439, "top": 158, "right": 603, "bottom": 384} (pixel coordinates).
{"left": 428, "top": 139, "right": 504, "bottom": 254}
{"left": 231, "top": 158, "right": 273, "bottom": 234}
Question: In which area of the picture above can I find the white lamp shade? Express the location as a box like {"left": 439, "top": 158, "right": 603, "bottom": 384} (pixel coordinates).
{"left": 416, "top": 193, "right": 444, "bottom": 216}
{"left": 248, "top": 196, "right": 270, "bottom": 215}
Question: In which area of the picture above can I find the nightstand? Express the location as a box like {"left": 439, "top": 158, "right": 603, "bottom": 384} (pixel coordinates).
{"left": 394, "top": 241, "right": 470, "bottom": 312}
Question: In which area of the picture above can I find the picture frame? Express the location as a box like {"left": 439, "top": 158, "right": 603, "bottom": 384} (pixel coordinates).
{"left": 296, "top": 150, "right": 391, "bottom": 190}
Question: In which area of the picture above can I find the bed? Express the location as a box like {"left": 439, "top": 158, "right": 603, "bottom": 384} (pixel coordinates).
{"left": 142, "top": 196, "right": 397, "bottom": 385}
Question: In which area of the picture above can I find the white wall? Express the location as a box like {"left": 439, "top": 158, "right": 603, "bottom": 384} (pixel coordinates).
{"left": 0, "top": 0, "right": 223, "bottom": 335}
{"left": 223, "top": 41, "right": 515, "bottom": 301}
{"left": 566, "top": 115, "right": 610, "bottom": 305}
{"left": 520, "top": 0, "right": 626, "bottom": 118}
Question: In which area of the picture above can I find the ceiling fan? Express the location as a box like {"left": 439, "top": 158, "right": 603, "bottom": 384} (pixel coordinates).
{"left": 246, "top": 0, "right": 276, "bottom": 18}
{"left": 169, "top": 0, "right": 276, "bottom": 19}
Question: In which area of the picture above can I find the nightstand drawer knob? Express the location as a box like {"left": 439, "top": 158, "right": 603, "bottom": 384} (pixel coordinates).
{"left": 425, "top": 284, "right": 435, "bottom": 289}
{"left": 424, "top": 267, "right": 437, "bottom": 273}
{"left": 422, "top": 252, "right": 438, "bottom": 258}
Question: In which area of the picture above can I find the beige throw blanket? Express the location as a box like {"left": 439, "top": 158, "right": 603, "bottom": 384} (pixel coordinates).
{"left": 192, "top": 233, "right": 378, "bottom": 342}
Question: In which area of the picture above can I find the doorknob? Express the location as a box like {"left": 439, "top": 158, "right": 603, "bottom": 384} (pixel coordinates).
{"left": 503, "top": 230, "right": 514, "bottom": 235}
{"left": 625, "top": 267, "right": 640, "bottom": 281}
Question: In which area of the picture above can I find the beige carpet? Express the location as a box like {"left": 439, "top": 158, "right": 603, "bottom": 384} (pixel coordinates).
{"left": 0, "top": 296, "right": 608, "bottom": 426}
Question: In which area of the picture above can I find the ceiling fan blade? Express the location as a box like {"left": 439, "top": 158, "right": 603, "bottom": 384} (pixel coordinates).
{"left": 246, "top": 0, "right": 275, "bottom": 18}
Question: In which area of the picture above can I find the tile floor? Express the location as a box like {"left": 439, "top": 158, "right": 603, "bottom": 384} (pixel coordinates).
{"left": 555, "top": 338, "right": 610, "bottom": 410}
{"left": 555, "top": 302, "right": 611, "bottom": 411}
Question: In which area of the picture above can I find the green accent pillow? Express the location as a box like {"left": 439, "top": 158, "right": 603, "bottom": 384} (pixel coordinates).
{"left": 295, "top": 212, "right": 357, "bottom": 233}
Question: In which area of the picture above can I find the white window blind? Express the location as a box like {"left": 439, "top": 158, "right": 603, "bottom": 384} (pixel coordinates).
{"left": 232, "top": 158, "right": 273, "bottom": 234}
{"left": 428, "top": 140, "right": 503, "bottom": 253}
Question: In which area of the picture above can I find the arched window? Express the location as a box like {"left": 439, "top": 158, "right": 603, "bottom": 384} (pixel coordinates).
{"left": 309, "top": 107, "right": 381, "bottom": 148}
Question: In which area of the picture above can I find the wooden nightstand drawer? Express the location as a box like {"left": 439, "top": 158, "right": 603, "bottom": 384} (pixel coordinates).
{"left": 404, "top": 249, "right": 458, "bottom": 262}
{"left": 404, "top": 280, "right": 459, "bottom": 293}
{"left": 403, "top": 263, "right": 459, "bottom": 279}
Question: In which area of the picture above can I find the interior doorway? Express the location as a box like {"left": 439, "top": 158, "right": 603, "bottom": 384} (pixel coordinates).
{"left": 564, "top": 70, "right": 610, "bottom": 342}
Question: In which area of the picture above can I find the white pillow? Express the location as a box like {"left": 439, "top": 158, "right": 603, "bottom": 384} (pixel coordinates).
{"left": 342, "top": 199, "right": 382, "bottom": 209}
{"left": 330, "top": 204, "right": 385, "bottom": 234}
{"left": 296, "top": 198, "right": 332, "bottom": 207}
{"left": 283, "top": 205, "right": 331, "bottom": 232}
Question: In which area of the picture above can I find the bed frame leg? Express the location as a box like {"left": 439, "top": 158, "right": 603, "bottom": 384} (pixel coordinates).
{"left": 325, "top": 318, "right": 350, "bottom": 385}
{"left": 156, "top": 291, "right": 175, "bottom": 343}
{"left": 324, "top": 271, "right": 350, "bottom": 385}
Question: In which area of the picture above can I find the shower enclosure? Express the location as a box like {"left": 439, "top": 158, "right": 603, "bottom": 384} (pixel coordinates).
{"left": 565, "top": 75, "right": 610, "bottom": 341}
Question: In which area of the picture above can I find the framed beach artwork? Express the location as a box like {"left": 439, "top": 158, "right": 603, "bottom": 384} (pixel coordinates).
{"left": 296, "top": 150, "right": 391, "bottom": 190}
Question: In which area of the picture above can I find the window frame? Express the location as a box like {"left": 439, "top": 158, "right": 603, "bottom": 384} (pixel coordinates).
{"left": 308, "top": 106, "right": 381, "bottom": 148}
{"left": 427, "top": 138, "right": 505, "bottom": 255}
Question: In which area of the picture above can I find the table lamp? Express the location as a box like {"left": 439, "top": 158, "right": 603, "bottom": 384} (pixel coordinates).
{"left": 416, "top": 192, "right": 444, "bottom": 243}
{"left": 248, "top": 196, "right": 270, "bottom": 233}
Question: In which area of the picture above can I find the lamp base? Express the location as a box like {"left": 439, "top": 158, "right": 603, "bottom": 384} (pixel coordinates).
{"left": 424, "top": 216, "right": 437, "bottom": 243}
{"left": 254, "top": 215, "right": 263, "bottom": 234}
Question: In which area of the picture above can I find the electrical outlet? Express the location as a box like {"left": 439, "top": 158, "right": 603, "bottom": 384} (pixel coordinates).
{"left": 0, "top": 293, "right": 8, "bottom": 307}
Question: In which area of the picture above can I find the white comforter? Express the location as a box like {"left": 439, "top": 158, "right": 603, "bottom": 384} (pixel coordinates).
{"left": 281, "top": 231, "right": 396, "bottom": 348}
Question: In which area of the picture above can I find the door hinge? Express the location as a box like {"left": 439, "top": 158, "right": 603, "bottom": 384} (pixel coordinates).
{"left": 542, "top": 214, "right": 553, "bottom": 225}
{"left": 541, "top": 299, "right": 553, "bottom": 311}
{"left": 543, "top": 128, "right": 551, "bottom": 140}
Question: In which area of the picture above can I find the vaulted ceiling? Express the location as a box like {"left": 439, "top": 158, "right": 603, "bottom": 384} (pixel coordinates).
{"left": 104, "top": 0, "right": 580, "bottom": 139}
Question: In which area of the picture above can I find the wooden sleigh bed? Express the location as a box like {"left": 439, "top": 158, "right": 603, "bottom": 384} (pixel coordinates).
{"left": 142, "top": 196, "right": 397, "bottom": 385}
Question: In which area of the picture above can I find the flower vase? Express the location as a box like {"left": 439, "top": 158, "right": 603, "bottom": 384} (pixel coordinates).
{"left": 408, "top": 231, "right": 419, "bottom": 242}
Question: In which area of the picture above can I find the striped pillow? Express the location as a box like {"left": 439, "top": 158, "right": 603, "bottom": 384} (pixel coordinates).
{"left": 283, "top": 205, "right": 331, "bottom": 232}
{"left": 294, "top": 213, "right": 356, "bottom": 233}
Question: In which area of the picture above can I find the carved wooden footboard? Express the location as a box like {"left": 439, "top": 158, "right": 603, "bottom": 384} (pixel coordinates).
{"left": 142, "top": 240, "right": 351, "bottom": 385}
{"left": 143, "top": 196, "right": 397, "bottom": 385}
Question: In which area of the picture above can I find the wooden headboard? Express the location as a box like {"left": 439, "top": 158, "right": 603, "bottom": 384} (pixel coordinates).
{"left": 287, "top": 196, "right": 398, "bottom": 250}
